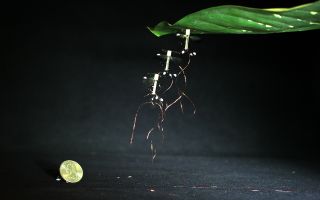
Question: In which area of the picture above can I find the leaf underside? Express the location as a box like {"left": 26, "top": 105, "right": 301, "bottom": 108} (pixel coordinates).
{"left": 148, "top": 1, "right": 320, "bottom": 36}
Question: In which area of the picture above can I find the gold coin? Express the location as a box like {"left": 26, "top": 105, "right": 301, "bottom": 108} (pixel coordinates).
{"left": 59, "top": 160, "right": 83, "bottom": 183}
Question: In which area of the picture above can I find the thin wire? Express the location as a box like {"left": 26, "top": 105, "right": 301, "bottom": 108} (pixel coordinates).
{"left": 165, "top": 95, "right": 182, "bottom": 112}
{"left": 162, "top": 78, "right": 174, "bottom": 94}
{"left": 178, "top": 65, "right": 187, "bottom": 88}
{"left": 130, "top": 101, "right": 152, "bottom": 144}
{"left": 130, "top": 99, "right": 164, "bottom": 144}
{"left": 180, "top": 91, "right": 196, "bottom": 115}
{"left": 146, "top": 127, "right": 154, "bottom": 140}
{"left": 177, "top": 54, "right": 191, "bottom": 76}
{"left": 179, "top": 100, "right": 184, "bottom": 113}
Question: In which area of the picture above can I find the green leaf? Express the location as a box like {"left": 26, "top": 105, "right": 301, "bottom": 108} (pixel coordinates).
{"left": 148, "top": 1, "right": 320, "bottom": 36}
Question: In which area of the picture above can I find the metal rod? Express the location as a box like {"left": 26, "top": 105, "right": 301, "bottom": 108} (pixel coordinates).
{"left": 164, "top": 50, "right": 172, "bottom": 71}
{"left": 152, "top": 73, "right": 159, "bottom": 95}
{"left": 184, "top": 29, "right": 190, "bottom": 50}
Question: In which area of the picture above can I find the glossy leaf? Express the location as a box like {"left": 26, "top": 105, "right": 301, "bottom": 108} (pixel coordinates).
{"left": 148, "top": 1, "right": 320, "bottom": 36}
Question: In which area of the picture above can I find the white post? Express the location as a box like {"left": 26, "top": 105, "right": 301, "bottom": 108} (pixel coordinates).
{"left": 184, "top": 29, "right": 190, "bottom": 50}
{"left": 152, "top": 73, "right": 159, "bottom": 95}
{"left": 164, "top": 50, "right": 172, "bottom": 71}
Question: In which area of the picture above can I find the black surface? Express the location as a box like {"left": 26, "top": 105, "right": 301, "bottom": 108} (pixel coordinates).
{"left": 2, "top": 0, "right": 320, "bottom": 199}
{"left": 2, "top": 153, "right": 320, "bottom": 200}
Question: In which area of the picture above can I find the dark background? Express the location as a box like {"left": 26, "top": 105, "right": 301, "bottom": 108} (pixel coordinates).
{"left": 2, "top": 0, "right": 320, "bottom": 199}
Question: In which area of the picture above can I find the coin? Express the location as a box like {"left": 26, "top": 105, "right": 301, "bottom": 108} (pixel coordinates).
{"left": 59, "top": 160, "right": 83, "bottom": 183}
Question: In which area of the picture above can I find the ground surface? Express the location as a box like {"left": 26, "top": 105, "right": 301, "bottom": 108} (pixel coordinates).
{"left": 2, "top": 152, "right": 320, "bottom": 200}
